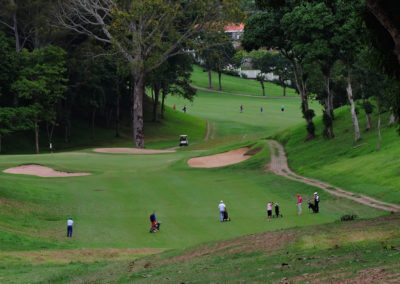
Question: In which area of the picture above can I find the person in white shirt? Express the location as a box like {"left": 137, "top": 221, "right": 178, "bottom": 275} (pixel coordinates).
{"left": 314, "top": 192, "right": 320, "bottom": 213}
{"left": 218, "top": 200, "right": 226, "bottom": 222}
{"left": 67, "top": 217, "right": 74, "bottom": 237}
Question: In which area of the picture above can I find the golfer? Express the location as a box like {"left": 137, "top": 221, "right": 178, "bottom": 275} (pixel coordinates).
{"left": 218, "top": 200, "right": 226, "bottom": 222}
{"left": 267, "top": 201, "right": 273, "bottom": 220}
{"left": 281, "top": 105, "right": 285, "bottom": 112}
{"left": 297, "top": 194, "right": 303, "bottom": 215}
{"left": 67, "top": 217, "right": 73, "bottom": 237}
{"left": 183, "top": 105, "right": 187, "bottom": 113}
{"left": 314, "top": 192, "right": 320, "bottom": 213}
{"left": 150, "top": 211, "right": 156, "bottom": 228}
{"left": 240, "top": 105, "right": 243, "bottom": 113}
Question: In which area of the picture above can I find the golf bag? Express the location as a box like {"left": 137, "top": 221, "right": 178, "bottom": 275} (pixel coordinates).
{"left": 223, "top": 210, "right": 231, "bottom": 221}
{"left": 308, "top": 200, "right": 318, "bottom": 213}
{"left": 149, "top": 222, "right": 161, "bottom": 233}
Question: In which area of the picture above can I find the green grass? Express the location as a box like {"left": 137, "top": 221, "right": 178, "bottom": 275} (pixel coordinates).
{"left": 191, "top": 65, "right": 298, "bottom": 97}
{"left": 274, "top": 106, "right": 400, "bottom": 205}
{"left": 1, "top": 69, "right": 399, "bottom": 283}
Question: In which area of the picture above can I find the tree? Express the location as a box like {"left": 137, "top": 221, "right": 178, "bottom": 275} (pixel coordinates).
{"left": 281, "top": 2, "right": 338, "bottom": 139}
{"left": 0, "top": 107, "right": 33, "bottom": 152}
{"left": 12, "top": 45, "right": 67, "bottom": 154}
{"left": 242, "top": 7, "right": 316, "bottom": 139}
{"left": 57, "top": 0, "right": 243, "bottom": 148}
{"left": 364, "top": 0, "right": 400, "bottom": 76}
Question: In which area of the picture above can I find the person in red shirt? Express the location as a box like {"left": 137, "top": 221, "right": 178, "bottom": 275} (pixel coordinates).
{"left": 297, "top": 194, "right": 303, "bottom": 215}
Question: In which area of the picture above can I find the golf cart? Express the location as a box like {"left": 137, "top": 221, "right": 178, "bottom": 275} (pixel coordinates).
{"left": 179, "top": 135, "right": 189, "bottom": 146}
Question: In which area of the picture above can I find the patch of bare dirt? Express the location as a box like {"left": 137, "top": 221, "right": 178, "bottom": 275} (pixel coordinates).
{"left": 93, "top": 148, "right": 175, "bottom": 154}
{"left": 188, "top": 147, "right": 251, "bottom": 168}
{"left": 6, "top": 248, "right": 163, "bottom": 264}
{"left": 266, "top": 140, "right": 400, "bottom": 212}
{"left": 157, "top": 230, "right": 296, "bottom": 266}
{"left": 3, "top": 164, "right": 91, "bottom": 178}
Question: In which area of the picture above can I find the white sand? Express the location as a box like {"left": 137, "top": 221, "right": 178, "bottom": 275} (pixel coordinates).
{"left": 3, "top": 165, "right": 91, "bottom": 177}
{"left": 188, "top": 147, "right": 251, "bottom": 168}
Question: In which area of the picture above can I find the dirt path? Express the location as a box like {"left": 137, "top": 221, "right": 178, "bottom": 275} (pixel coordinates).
{"left": 266, "top": 140, "right": 400, "bottom": 212}
{"left": 204, "top": 120, "right": 216, "bottom": 141}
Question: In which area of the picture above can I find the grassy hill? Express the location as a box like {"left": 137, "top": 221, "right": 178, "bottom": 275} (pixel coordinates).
{"left": 190, "top": 65, "right": 298, "bottom": 97}
{"left": 274, "top": 105, "right": 400, "bottom": 205}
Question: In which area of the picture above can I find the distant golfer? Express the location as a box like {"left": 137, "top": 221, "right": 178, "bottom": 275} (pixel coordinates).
{"left": 173, "top": 105, "right": 176, "bottom": 110}
{"left": 240, "top": 105, "right": 243, "bottom": 113}
{"left": 183, "top": 105, "right": 187, "bottom": 113}
{"left": 218, "top": 200, "right": 226, "bottom": 222}
{"left": 314, "top": 192, "right": 320, "bottom": 213}
{"left": 150, "top": 211, "right": 156, "bottom": 227}
{"left": 260, "top": 107, "right": 263, "bottom": 113}
{"left": 281, "top": 105, "right": 285, "bottom": 112}
{"left": 67, "top": 217, "right": 73, "bottom": 237}
{"left": 297, "top": 194, "right": 303, "bottom": 215}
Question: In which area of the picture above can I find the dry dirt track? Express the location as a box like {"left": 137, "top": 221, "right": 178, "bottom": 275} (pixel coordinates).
{"left": 266, "top": 140, "right": 400, "bottom": 212}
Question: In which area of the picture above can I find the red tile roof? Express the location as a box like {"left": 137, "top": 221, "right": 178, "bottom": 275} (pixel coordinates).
{"left": 224, "top": 23, "right": 244, "bottom": 32}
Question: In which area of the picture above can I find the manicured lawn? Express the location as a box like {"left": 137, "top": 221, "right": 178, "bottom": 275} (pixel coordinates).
{"left": 191, "top": 65, "right": 298, "bottom": 97}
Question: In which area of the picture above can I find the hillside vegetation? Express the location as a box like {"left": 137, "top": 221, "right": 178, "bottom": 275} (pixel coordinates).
{"left": 275, "top": 105, "right": 400, "bottom": 205}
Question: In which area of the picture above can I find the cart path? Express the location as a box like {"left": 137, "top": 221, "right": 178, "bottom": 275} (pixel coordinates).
{"left": 193, "top": 85, "right": 298, "bottom": 99}
{"left": 266, "top": 140, "right": 400, "bottom": 212}
{"left": 204, "top": 120, "right": 216, "bottom": 141}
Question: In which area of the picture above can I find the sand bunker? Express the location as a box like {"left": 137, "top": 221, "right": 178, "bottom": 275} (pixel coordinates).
{"left": 188, "top": 147, "right": 251, "bottom": 168}
{"left": 93, "top": 148, "right": 175, "bottom": 154}
{"left": 3, "top": 165, "right": 91, "bottom": 177}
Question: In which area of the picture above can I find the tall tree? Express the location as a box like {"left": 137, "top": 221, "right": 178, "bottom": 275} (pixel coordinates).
{"left": 242, "top": 8, "right": 316, "bottom": 139}
{"left": 57, "top": 0, "right": 243, "bottom": 148}
{"left": 11, "top": 45, "right": 67, "bottom": 154}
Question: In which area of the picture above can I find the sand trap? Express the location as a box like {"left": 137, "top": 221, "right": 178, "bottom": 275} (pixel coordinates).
{"left": 3, "top": 165, "right": 91, "bottom": 177}
{"left": 93, "top": 148, "right": 175, "bottom": 154}
{"left": 188, "top": 147, "right": 251, "bottom": 168}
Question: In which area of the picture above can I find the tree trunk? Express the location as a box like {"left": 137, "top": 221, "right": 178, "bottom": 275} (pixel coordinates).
{"left": 161, "top": 89, "right": 166, "bottom": 119}
{"left": 65, "top": 124, "right": 69, "bottom": 143}
{"left": 152, "top": 83, "right": 160, "bottom": 122}
{"left": 365, "top": 0, "right": 400, "bottom": 67}
{"left": 389, "top": 113, "right": 395, "bottom": 125}
{"left": 34, "top": 120, "right": 39, "bottom": 154}
{"left": 115, "top": 94, "right": 120, "bottom": 137}
{"left": 10, "top": 0, "right": 20, "bottom": 52}
{"left": 46, "top": 122, "right": 55, "bottom": 145}
{"left": 377, "top": 98, "right": 381, "bottom": 151}
{"left": 0, "top": 133, "right": 2, "bottom": 153}
{"left": 362, "top": 97, "right": 372, "bottom": 131}
{"left": 133, "top": 73, "right": 145, "bottom": 148}
{"left": 91, "top": 109, "right": 96, "bottom": 139}
{"left": 325, "top": 74, "right": 334, "bottom": 139}
{"left": 208, "top": 70, "right": 212, "bottom": 89}
{"left": 289, "top": 57, "right": 314, "bottom": 140}
{"left": 283, "top": 85, "right": 286, "bottom": 97}
{"left": 346, "top": 62, "right": 361, "bottom": 142}
{"left": 260, "top": 81, "right": 265, "bottom": 96}
{"left": 218, "top": 71, "right": 222, "bottom": 91}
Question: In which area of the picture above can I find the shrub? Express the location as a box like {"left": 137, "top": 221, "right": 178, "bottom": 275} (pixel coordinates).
{"left": 340, "top": 214, "right": 358, "bottom": 222}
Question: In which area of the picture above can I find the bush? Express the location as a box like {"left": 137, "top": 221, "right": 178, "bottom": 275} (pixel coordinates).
{"left": 222, "top": 69, "right": 240, "bottom": 77}
{"left": 340, "top": 214, "right": 358, "bottom": 222}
